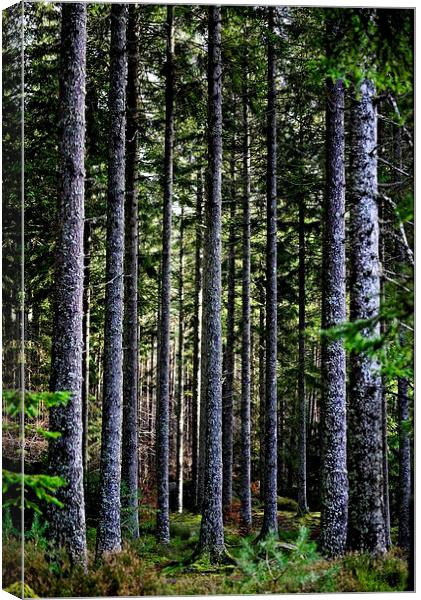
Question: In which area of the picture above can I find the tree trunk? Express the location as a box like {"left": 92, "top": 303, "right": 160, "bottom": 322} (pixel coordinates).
{"left": 381, "top": 378, "right": 391, "bottom": 547}
{"left": 121, "top": 4, "right": 140, "bottom": 540}
{"left": 156, "top": 5, "right": 175, "bottom": 545}
{"left": 49, "top": 2, "right": 88, "bottom": 568}
{"left": 222, "top": 150, "right": 236, "bottom": 517}
{"left": 81, "top": 75, "right": 98, "bottom": 496}
{"left": 259, "top": 297, "right": 266, "bottom": 501}
{"left": 297, "top": 193, "right": 308, "bottom": 516}
{"left": 149, "top": 335, "right": 156, "bottom": 484}
{"left": 170, "top": 338, "right": 177, "bottom": 471}
{"left": 240, "top": 75, "right": 252, "bottom": 533}
{"left": 176, "top": 209, "right": 185, "bottom": 513}
{"left": 378, "top": 116, "right": 392, "bottom": 549}
{"left": 196, "top": 6, "right": 225, "bottom": 563}
{"left": 347, "top": 79, "right": 386, "bottom": 555}
{"left": 192, "top": 171, "right": 203, "bottom": 510}
{"left": 393, "top": 124, "right": 411, "bottom": 552}
{"left": 95, "top": 348, "right": 102, "bottom": 404}
{"left": 319, "top": 78, "right": 348, "bottom": 557}
{"left": 398, "top": 375, "right": 411, "bottom": 550}
{"left": 260, "top": 6, "right": 278, "bottom": 538}
{"left": 96, "top": 4, "right": 128, "bottom": 558}
{"left": 82, "top": 219, "right": 91, "bottom": 494}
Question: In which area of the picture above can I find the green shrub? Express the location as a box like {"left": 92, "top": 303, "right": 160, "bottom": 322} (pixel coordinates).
{"left": 2, "top": 507, "right": 19, "bottom": 540}
{"left": 3, "top": 390, "right": 70, "bottom": 516}
{"left": 25, "top": 513, "right": 49, "bottom": 549}
{"left": 236, "top": 527, "right": 338, "bottom": 594}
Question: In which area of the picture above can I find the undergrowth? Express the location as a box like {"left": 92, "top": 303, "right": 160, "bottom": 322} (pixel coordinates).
{"left": 2, "top": 505, "right": 408, "bottom": 596}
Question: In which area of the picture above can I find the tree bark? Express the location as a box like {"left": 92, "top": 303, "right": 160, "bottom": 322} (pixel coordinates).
{"left": 81, "top": 76, "right": 98, "bottom": 495}
{"left": 319, "top": 78, "right": 348, "bottom": 557}
{"left": 222, "top": 150, "right": 236, "bottom": 517}
{"left": 196, "top": 5, "right": 225, "bottom": 562}
{"left": 82, "top": 219, "right": 91, "bottom": 494}
{"left": 240, "top": 75, "right": 252, "bottom": 533}
{"left": 96, "top": 4, "right": 128, "bottom": 558}
{"left": 378, "top": 116, "right": 392, "bottom": 549}
{"left": 393, "top": 124, "right": 411, "bottom": 552}
{"left": 260, "top": 6, "right": 278, "bottom": 538}
{"left": 170, "top": 338, "right": 177, "bottom": 468}
{"left": 347, "top": 79, "right": 386, "bottom": 555}
{"left": 156, "top": 5, "right": 175, "bottom": 545}
{"left": 148, "top": 334, "right": 156, "bottom": 483}
{"left": 297, "top": 193, "right": 308, "bottom": 516}
{"left": 397, "top": 375, "right": 411, "bottom": 550}
{"left": 176, "top": 209, "right": 185, "bottom": 513}
{"left": 192, "top": 172, "right": 203, "bottom": 510}
{"left": 49, "top": 2, "right": 88, "bottom": 568}
{"left": 381, "top": 378, "right": 391, "bottom": 548}
{"left": 121, "top": 3, "right": 140, "bottom": 540}
{"left": 258, "top": 296, "right": 266, "bottom": 501}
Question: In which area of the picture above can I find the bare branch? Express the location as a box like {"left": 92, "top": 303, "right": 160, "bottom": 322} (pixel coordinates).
{"left": 377, "top": 156, "right": 410, "bottom": 178}
{"left": 378, "top": 194, "right": 414, "bottom": 267}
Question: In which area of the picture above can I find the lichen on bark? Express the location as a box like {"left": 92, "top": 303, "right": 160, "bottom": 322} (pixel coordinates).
{"left": 320, "top": 77, "right": 348, "bottom": 558}
{"left": 347, "top": 79, "right": 386, "bottom": 556}
{"left": 260, "top": 6, "right": 278, "bottom": 539}
{"left": 196, "top": 5, "right": 226, "bottom": 564}
{"left": 96, "top": 3, "right": 128, "bottom": 559}
{"left": 49, "top": 1, "right": 88, "bottom": 569}
{"left": 156, "top": 4, "right": 175, "bottom": 546}
{"left": 121, "top": 3, "right": 140, "bottom": 540}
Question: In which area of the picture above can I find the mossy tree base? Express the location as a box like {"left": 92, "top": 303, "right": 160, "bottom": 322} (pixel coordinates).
{"left": 186, "top": 545, "right": 237, "bottom": 572}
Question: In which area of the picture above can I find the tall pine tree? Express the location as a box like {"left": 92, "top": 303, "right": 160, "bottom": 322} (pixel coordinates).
{"left": 196, "top": 5, "right": 226, "bottom": 563}
{"left": 96, "top": 4, "right": 128, "bottom": 558}
{"left": 49, "top": 2, "right": 88, "bottom": 568}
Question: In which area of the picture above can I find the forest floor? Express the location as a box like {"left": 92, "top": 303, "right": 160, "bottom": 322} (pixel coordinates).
{"left": 3, "top": 497, "right": 408, "bottom": 597}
